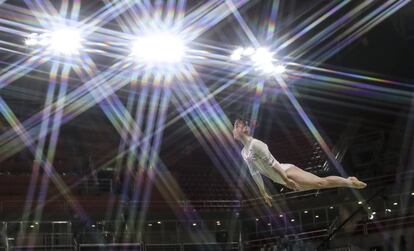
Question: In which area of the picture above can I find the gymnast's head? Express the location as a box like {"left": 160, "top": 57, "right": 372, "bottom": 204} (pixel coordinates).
{"left": 233, "top": 119, "right": 251, "bottom": 141}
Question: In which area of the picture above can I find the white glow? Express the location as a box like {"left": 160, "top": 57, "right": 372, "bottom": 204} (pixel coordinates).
{"left": 25, "top": 33, "right": 38, "bottom": 46}
{"left": 290, "top": 219, "right": 295, "bottom": 222}
{"left": 250, "top": 48, "right": 281, "bottom": 74}
{"left": 243, "top": 47, "right": 255, "bottom": 56}
{"left": 25, "top": 29, "right": 82, "bottom": 55}
{"left": 230, "top": 46, "right": 287, "bottom": 75}
{"left": 132, "top": 33, "right": 185, "bottom": 63}
{"left": 393, "top": 202, "right": 398, "bottom": 206}
{"left": 251, "top": 47, "right": 273, "bottom": 65}
{"left": 231, "top": 47, "right": 243, "bottom": 61}
{"left": 192, "top": 223, "right": 197, "bottom": 226}
{"left": 49, "top": 29, "right": 82, "bottom": 55}
{"left": 304, "top": 210, "right": 308, "bottom": 214}
{"left": 274, "top": 65, "right": 286, "bottom": 74}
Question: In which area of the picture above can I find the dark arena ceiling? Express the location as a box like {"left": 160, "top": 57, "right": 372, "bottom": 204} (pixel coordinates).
{"left": 0, "top": 0, "right": 414, "bottom": 205}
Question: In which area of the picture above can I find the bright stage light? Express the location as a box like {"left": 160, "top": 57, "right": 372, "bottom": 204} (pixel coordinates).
{"left": 230, "top": 46, "right": 286, "bottom": 75}
{"left": 230, "top": 47, "right": 243, "bottom": 61}
{"left": 251, "top": 47, "right": 277, "bottom": 74}
{"left": 132, "top": 33, "right": 185, "bottom": 63}
{"left": 251, "top": 47, "right": 273, "bottom": 66}
{"left": 274, "top": 64, "right": 286, "bottom": 74}
{"left": 25, "top": 33, "right": 39, "bottom": 46}
{"left": 25, "top": 28, "right": 82, "bottom": 55}
{"left": 49, "top": 29, "right": 82, "bottom": 55}
{"left": 243, "top": 47, "right": 255, "bottom": 56}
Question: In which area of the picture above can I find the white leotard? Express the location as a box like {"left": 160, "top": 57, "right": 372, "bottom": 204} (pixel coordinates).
{"left": 242, "top": 138, "right": 291, "bottom": 185}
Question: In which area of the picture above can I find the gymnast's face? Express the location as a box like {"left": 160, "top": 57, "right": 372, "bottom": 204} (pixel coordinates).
{"left": 233, "top": 120, "right": 247, "bottom": 141}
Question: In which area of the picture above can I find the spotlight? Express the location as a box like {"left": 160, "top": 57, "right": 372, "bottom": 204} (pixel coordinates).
{"left": 192, "top": 223, "right": 197, "bottom": 226}
{"left": 243, "top": 47, "right": 255, "bottom": 56}
{"left": 304, "top": 210, "right": 308, "bottom": 214}
{"left": 393, "top": 202, "right": 398, "bottom": 206}
{"left": 157, "top": 221, "right": 162, "bottom": 224}
{"left": 279, "top": 214, "right": 283, "bottom": 218}
{"left": 329, "top": 206, "right": 334, "bottom": 210}
{"left": 25, "top": 33, "right": 39, "bottom": 46}
{"left": 230, "top": 46, "right": 286, "bottom": 75}
{"left": 25, "top": 28, "right": 82, "bottom": 55}
{"left": 49, "top": 28, "right": 82, "bottom": 55}
{"left": 148, "top": 223, "right": 152, "bottom": 227}
{"left": 251, "top": 47, "right": 273, "bottom": 65}
{"left": 274, "top": 64, "right": 286, "bottom": 74}
{"left": 290, "top": 219, "right": 295, "bottom": 222}
{"left": 315, "top": 215, "right": 319, "bottom": 219}
{"left": 255, "top": 218, "right": 259, "bottom": 221}
{"left": 259, "top": 63, "right": 276, "bottom": 74}
{"left": 216, "top": 221, "right": 221, "bottom": 225}
{"left": 358, "top": 201, "right": 362, "bottom": 205}
{"left": 267, "top": 223, "right": 271, "bottom": 226}
{"left": 251, "top": 47, "right": 275, "bottom": 73}
{"left": 230, "top": 47, "right": 243, "bottom": 61}
{"left": 369, "top": 214, "right": 374, "bottom": 220}
{"left": 132, "top": 33, "right": 185, "bottom": 63}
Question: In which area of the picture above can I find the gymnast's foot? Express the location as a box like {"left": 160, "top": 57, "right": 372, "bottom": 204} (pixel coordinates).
{"left": 348, "top": 176, "right": 367, "bottom": 189}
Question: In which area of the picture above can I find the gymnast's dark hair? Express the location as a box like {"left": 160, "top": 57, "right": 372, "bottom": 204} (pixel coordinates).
{"left": 234, "top": 118, "right": 249, "bottom": 127}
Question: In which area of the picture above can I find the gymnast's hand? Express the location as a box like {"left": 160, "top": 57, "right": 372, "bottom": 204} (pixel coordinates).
{"left": 263, "top": 193, "right": 273, "bottom": 207}
{"left": 285, "top": 178, "right": 300, "bottom": 191}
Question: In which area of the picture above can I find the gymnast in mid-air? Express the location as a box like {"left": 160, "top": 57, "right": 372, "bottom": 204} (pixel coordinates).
{"left": 233, "top": 119, "right": 367, "bottom": 206}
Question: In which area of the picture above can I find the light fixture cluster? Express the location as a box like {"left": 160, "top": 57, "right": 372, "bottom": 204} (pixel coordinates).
{"left": 24, "top": 28, "right": 289, "bottom": 78}
{"left": 230, "top": 46, "right": 286, "bottom": 74}
{"left": 25, "top": 28, "right": 187, "bottom": 64}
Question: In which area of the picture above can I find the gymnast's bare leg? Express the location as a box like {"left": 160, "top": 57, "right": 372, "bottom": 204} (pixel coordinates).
{"left": 283, "top": 164, "right": 367, "bottom": 191}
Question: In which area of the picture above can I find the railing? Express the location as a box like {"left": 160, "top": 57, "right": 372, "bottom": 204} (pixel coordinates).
{"left": 179, "top": 200, "right": 241, "bottom": 211}
{"left": 78, "top": 178, "right": 113, "bottom": 193}
{"left": 9, "top": 233, "right": 73, "bottom": 249}
{"left": 79, "top": 242, "right": 142, "bottom": 250}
